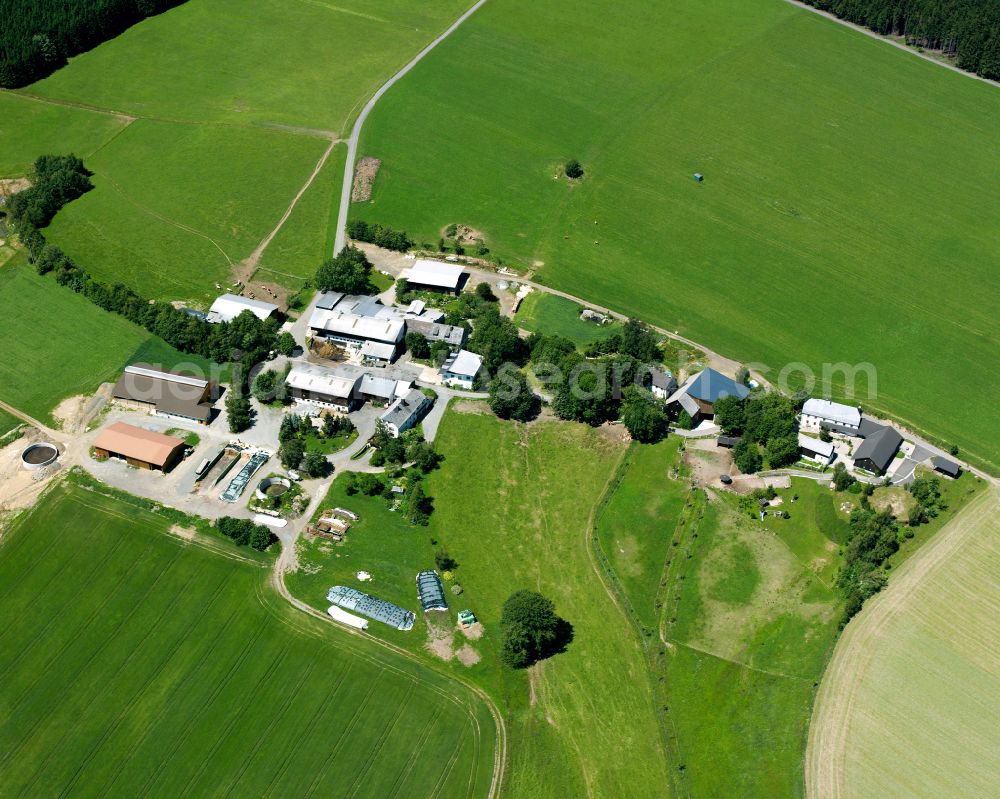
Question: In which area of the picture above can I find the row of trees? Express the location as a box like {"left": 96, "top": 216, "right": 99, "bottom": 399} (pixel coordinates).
{"left": 801, "top": 0, "right": 1000, "bottom": 80}
{"left": 11, "top": 155, "right": 281, "bottom": 383}
{"left": 0, "top": 0, "right": 187, "bottom": 88}
{"left": 345, "top": 219, "right": 412, "bottom": 252}
{"left": 837, "top": 506, "right": 899, "bottom": 622}
{"left": 215, "top": 516, "right": 277, "bottom": 552}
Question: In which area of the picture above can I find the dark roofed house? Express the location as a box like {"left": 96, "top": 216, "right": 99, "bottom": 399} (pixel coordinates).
{"left": 853, "top": 422, "right": 903, "bottom": 475}
{"left": 649, "top": 367, "right": 678, "bottom": 400}
{"left": 665, "top": 367, "right": 750, "bottom": 423}
{"left": 932, "top": 456, "right": 961, "bottom": 478}
{"left": 717, "top": 435, "right": 741, "bottom": 448}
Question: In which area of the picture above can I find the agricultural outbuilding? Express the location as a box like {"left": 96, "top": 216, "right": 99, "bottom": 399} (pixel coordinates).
{"left": 93, "top": 422, "right": 186, "bottom": 472}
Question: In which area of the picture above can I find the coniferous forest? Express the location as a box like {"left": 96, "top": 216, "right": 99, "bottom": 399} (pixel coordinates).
{"left": 0, "top": 0, "right": 187, "bottom": 88}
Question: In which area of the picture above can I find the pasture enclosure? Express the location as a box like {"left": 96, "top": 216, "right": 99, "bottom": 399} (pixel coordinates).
{"left": 354, "top": 0, "right": 1000, "bottom": 472}
{"left": 0, "top": 481, "right": 497, "bottom": 797}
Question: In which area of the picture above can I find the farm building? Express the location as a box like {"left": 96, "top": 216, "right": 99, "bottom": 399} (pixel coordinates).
{"left": 440, "top": 349, "right": 483, "bottom": 389}
{"left": 315, "top": 291, "right": 345, "bottom": 310}
{"left": 665, "top": 367, "right": 749, "bottom": 423}
{"left": 380, "top": 389, "right": 433, "bottom": 437}
{"left": 798, "top": 433, "right": 836, "bottom": 465}
{"left": 852, "top": 420, "right": 903, "bottom": 475}
{"left": 800, "top": 398, "right": 861, "bottom": 435}
{"left": 717, "top": 435, "right": 741, "bottom": 448}
{"left": 403, "top": 259, "right": 466, "bottom": 293}
{"left": 416, "top": 570, "right": 448, "bottom": 612}
{"left": 405, "top": 317, "right": 466, "bottom": 348}
{"left": 207, "top": 293, "right": 279, "bottom": 324}
{"left": 93, "top": 422, "right": 186, "bottom": 472}
{"left": 112, "top": 363, "right": 214, "bottom": 424}
{"left": 649, "top": 367, "right": 678, "bottom": 400}
{"left": 932, "top": 456, "right": 962, "bottom": 478}
{"left": 308, "top": 308, "right": 404, "bottom": 359}
{"left": 285, "top": 365, "right": 361, "bottom": 411}
{"left": 327, "top": 586, "right": 415, "bottom": 630}
{"left": 358, "top": 373, "right": 411, "bottom": 405}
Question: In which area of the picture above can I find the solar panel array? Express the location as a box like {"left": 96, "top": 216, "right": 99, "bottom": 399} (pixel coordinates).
{"left": 326, "top": 586, "right": 415, "bottom": 631}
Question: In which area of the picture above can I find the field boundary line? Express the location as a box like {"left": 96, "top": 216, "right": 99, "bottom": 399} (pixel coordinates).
{"left": 784, "top": 0, "right": 1000, "bottom": 90}
{"left": 805, "top": 486, "right": 999, "bottom": 799}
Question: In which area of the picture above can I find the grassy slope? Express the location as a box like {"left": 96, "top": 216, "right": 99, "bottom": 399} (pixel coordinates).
{"left": 29, "top": 0, "right": 470, "bottom": 132}
{"left": 0, "top": 481, "right": 495, "bottom": 797}
{"left": 354, "top": 0, "right": 1000, "bottom": 472}
{"left": 0, "top": 93, "right": 129, "bottom": 177}
{"left": 0, "top": 260, "right": 220, "bottom": 422}
{"left": 514, "top": 292, "right": 621, "bottom": 348}
{"left": 47, "top": 119, "right": 329, "bottom": 302}
{"left": 426, "top": 412, "right": 670, "bottom": 799}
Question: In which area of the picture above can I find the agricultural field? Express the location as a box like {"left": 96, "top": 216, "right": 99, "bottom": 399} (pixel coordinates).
{"left": 807, "top": 487, "right": 1000, "bottom": 799}
{"left": 513, "top": 292, "right": 620, "bottom": 348}
{"left": 0, "top": 409, "right": 21, "bottom": 438}
{"left": 0, "top": 479, "right": 497, "bottom": 798}
{"left": 47, "top": 119, "right": 330, "bottom": 302}
{"left": 0, "top": 261, "right": 219, "bottom": 424}
{"left": 3, "top": 0, "right": 474, "bottom": 302}
{"left": 353, "top": 0, "right": 1000, "bottom": 472}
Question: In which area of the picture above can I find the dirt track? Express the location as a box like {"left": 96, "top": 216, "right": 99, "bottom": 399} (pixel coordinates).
{"left": 805, "top": 486, "right": 1000, "bottom": 798}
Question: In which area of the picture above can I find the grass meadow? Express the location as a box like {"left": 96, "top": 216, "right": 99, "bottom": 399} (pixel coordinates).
{"left": 0, "top": 260, "right": 220, "bottom": 423}
{"left": 0, "top": 480, "right": 496, "bottom": 798}
{"left": 513, "top": 292, "right": 621, "bottom": 348}
{"left": 596, "top": 441, "right": 848, "bottom": 797}
{"left": 47, "top": 120, "right": 329, "bottom": 302}
{"left": 810, "top": 488, "right": 1000, "bottom": 798}
{"left": 0, "top": 409, "right": 21, "bottom": 437}
{"left": 354, "top": 0, "right": 1000, "bottom": 472}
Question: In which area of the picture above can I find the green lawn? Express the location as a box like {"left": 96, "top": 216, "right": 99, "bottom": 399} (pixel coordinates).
{"left": 514, "top": 292, "right": 620, "bottom": 348}
{"left": 47, "top": 119, "right": 329, "bottom": 302}
{"left": 0, "top": 261, "right": 220, "bottom": 424}
{"left": 0, "top": 480, "right": 496, "bottom": 797}
{"left": 353, "top": 0, "right": 1000, "bottom": 473}
{"left": 0, "top": 92, "right": 129, "bottom": 177}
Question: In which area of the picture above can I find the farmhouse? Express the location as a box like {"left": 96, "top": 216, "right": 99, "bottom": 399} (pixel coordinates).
{"left": 665, "top": 367, "right": 749, "bottom": 423}
{"left": 649, "top": 367, "right": 678, "bottom": 400}
{"left": 440, "top": 349, "right": 483, "bottom": 389}
{"left": 207, "top": 293, "right": 279, "bottom": 324}
{"left": 93, "top": 422, "right": 186, "bottom": 472}
{"left": 403, "top": 259, "right": 466, "bottom": 294}
{"left": 380, "top": 389, "right": 432, "bottom": 437}
{"left": 932, "top": 456, "right": 962, "bottom": 478}
{"left": 853, "top": 420, "right": 903, "bottom": 475}
{"left": 801, "top": 398, "right": 861, "bottom": 434}
{"left": 285, "top": 365, "right": 361, "bottom": 411}
{"left": 405, "top": 317, "right": 466, "bottom": 348}
{"left": 798, "top": 433, "right": 835, "bottom": 465}
{"left": 358, "top": 373, "right": 412, "bottom": 405}
{"left": 309, "top": 307, "right": 405, "bottom": 359}
{"left": 111, "top": 363, "right": 214, "bottom": 424}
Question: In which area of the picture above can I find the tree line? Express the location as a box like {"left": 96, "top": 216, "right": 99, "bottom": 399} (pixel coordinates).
{"left": 802, "top": 0, "right": 1000, "bottom": 79}
{"left": 10, "top": 155, "right": 281, "bottom": 386}
{"left": 0, "top": 0, "right": 188, "bottom": 88}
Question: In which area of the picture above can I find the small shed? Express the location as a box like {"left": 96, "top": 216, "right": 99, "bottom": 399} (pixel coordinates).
{"left": 693, "top": 173, "right": 704, "bottom": 182}
{"left": 932, "top": 456, "right": 961, "bottom": 478}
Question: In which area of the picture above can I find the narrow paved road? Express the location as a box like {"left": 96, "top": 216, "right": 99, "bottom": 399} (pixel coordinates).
{"left": 333, "top": 0, "right": 489, "bottom": 254}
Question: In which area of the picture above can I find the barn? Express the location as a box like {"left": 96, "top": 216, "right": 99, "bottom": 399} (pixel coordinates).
{"left": 93, "top": 422, "right": 186, "bottom": 472}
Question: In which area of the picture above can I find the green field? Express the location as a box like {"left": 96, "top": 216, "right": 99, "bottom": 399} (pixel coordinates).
{"left": 0, "top": 409, "right": 21, "bottom": 438}
{"left": 0, "top": 479, "right": 496, "bottom": 797}
{"left": 808, "top": 487, "right": 1000, "bottom": 798}
{"left": 353, "top": 0, "right": 1000, "bottom": 472}
{"left": 513, "top": 292, "right": 620, "bottom": 348}
{"left": 47, "top": 119, "right": 329, "bottom": 302}
{"left": 0, "top": 261, "right": 222, "bottom": 424}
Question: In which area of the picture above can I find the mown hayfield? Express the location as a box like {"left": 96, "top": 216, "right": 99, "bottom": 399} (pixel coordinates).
{"left": 0, "top": 92, "right": 128, "bottom": 177}
{"left": 28, "top": 0, "right": 471, "bottom": 132}
{"left": 513, "top": 292, "right": 620, "bottom": 348}
{"left": 807, "top": 487, "right": 1000, "bottom": 799}
{"left": 0, "top": 261, "right": 220, "bottom": 423}
{"left": 0, "top": 480, "right": 496, "bottom": 798}
{"left": 424, "top": 410, "right": 671, "bottom": 799}
{"left": 47, "top": 119, "right": 329, "bottom": 302}
{"left": 354, "top": 0, "right": 1000, "bottom": 473}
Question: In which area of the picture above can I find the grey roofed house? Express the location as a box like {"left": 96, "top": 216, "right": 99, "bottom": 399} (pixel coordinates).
{"left": 932, "top": 456, "right": 962, "bottom": 477}
{"left": 380, "top": 389, "right": 432, "bottom": 437}
{"left": 853, "top": 422, "right": 903, "bottom": 475}
{"left": 416, "top": 570, "right": 448, "bottom": 612}
{"left": 405, "top": 317, "right": 466, "bottom": 347}
{"left": 358, "top": 373, "right": 409, "bottom": 403}
{"left": 649, "top": 367, "right": 678, "bottom": 398}
{"left": 717, "top": 435, "right": 741, "bottom": 448}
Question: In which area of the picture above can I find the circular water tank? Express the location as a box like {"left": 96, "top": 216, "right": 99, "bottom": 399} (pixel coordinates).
{"left": 21, "top": 442, "right": 59, "bottom": 470}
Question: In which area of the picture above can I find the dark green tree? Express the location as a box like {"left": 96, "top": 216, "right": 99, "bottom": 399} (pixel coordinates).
{"left": 733, "top": 439, "right": 762, "bottom": 474}
{"left": 302, "top": 451, "right": 328, "bottom": 478}
{"left": 488, "top": 367, "right": 539, "bottom": 422}
{"left": 315, "top": 245, "right": 372, "bottom": 293}
{"left": 564, "top": 159, "right": 584, "bottom": 179}
{"left": 225, "top": 390, "right": 253, "bottom": 433}
{"left": 712, "top": 394, "right": 745, "bottom": 436}
{"left": 499, "top": 590, "right": 565, "bottom": 668}
{"left": 765, "top": 434, "right": 800, "bottom": 468}
{"left": 621, "top": 390, "right": 669, "bottom": 444}
{"left": 405, "top": 331, "right": 430, "bottom": 359}
{"left": 279, "top": 438, "right": 305, "bottom": 470}
{"left": 276, "top": 331, "right": 296, "bottom": 356}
